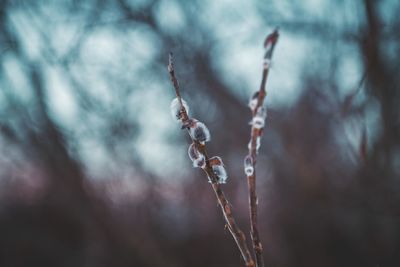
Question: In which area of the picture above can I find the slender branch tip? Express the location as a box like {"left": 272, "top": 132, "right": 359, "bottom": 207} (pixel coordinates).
{"left": 168, "top": 53, "right": 174, "bottom": 73}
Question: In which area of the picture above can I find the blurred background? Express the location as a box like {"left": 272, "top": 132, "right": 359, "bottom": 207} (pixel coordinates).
{"left": 0, "top": 0, "right": 399, "bottom": 266}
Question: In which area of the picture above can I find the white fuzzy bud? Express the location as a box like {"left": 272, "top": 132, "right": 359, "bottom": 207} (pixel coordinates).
{"left": 209, "top": 156, "right": 228, "bottom": 184}
{"left": 188, "top": 119, "right": 211, "bottom": 144}
{"left": 252, "top": 107, "right": 267, "bottom": 129}
{"left": 244, "top": 155, "right": 254, "bottom": 176}
{"left": 213, "top": 165, "right": 228, "bottom": 184}
{"left": 170, "top": 97, "right": 189, "bottom": 121}
{"left": 188, "top": 143, "right": 206, "bottom": 168}
{"left": 248, "top": 91, "right": 259, "bottom": 111}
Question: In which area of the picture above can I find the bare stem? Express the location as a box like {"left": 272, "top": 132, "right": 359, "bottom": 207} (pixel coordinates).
{"left": 246, "top": 29, "right": 279, "bottom": 267}
{"left": 168, "top": 54, "right": 255, "bottom": 267}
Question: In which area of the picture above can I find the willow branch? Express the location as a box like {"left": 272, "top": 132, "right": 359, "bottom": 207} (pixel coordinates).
{"left": 168, "top": 53, "right": 255, "bottom": 267}
{"left": 245, "top": 29, "right": 279, "bottom": 267}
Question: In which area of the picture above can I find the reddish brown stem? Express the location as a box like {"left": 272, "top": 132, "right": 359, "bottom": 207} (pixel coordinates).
{"left": 246, "top": 29, "right": 279, "bottom": 267}
{"left": 168, "top": 54, "right": 255, "bottom": 267}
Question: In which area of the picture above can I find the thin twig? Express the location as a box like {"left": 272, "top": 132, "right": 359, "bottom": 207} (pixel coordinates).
{"left": 245, "top": 29, "right": 279, "bottom": 267}
{"left": 339, "top": 71, "right": 368, "bottom": 162}
{"left": 341, "top": 71, "right": 367, "bottom": 117}
{"left": 168, "top": 53, "right": 255, "bottom": 267}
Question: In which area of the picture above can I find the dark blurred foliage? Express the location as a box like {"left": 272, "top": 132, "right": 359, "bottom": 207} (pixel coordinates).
{"left": 0, "top": 0, "right": 400, "bottom": 266}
